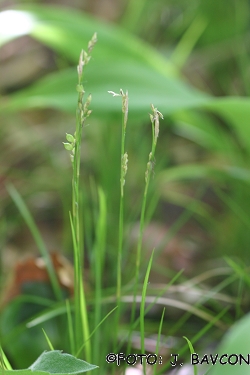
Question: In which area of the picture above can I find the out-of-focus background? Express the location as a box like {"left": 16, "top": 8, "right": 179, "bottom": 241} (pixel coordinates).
{"left": 1, "top": 0, "right": 250, "bottom": 374}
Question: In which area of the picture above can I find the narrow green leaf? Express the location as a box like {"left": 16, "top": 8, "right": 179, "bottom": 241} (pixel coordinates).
{"left": 183, "top": 337, "right": 197, "bottom": 375}
{"left": 140, "top": 250, "right": 154, "bottom": 354}
{"left": 76, "top": 305, "right": 118, "bottom": 358}
{"left": 42, "top": 329, "right": 54, "bottom": 351}
{"left": 153, "top": 308, "right": 165, "bottom": 375}
{"left": 0, "top": 346, "right": 12, "bottom": 370}
{"left": 6, "top": 184, "right": 62, "bottom": 301}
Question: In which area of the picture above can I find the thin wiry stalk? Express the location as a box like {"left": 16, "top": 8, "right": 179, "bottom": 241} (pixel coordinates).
{"left": 127, "top": 105, "right": 163, "bottom": 355}
{"left": 136, "top": 105, "right": 163, "bottom": 277}
{"left": 117, "top": 89, "right": 129, "bottom": 300}
{"left": 63, "top": 33, "right": 97, "bottom": 361}
{"left": 93, "top": 187, "right": 107, "bottom": 362}
{"left": 108, "top": 89, "right": 129, "bottom": 354}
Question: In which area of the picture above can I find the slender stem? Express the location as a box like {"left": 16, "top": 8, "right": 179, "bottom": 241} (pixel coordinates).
{"left": 117, "top": 90, "right": 128, "bottom": 300}
{"left": 93, "top": 187, "right": 106, "bottom": 362}
{"left": 136, "top": 105, "right": 162, "bottom": 282}
{"left": 108, "top": 90, "right": 129, "bottom": 358}
{"left": 64, "top": 33, "right": 97, "bottom": 361}
{"left": 127, "top": 105, "right": 163, "bottom": 355}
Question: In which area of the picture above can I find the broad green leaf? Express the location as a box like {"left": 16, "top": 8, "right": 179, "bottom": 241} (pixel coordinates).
{"left": 2, "top": 64, "right": 209, "bottom": 119}
{"left": 3, "top": 371, "right": 46, "bottom": 375}
{"left": 0, "top": 5, "right": 209, "bottom": 120}
{"left": 3, "top": 351, "right": 98, "bottom": 375}
{"left": 2, "top": 4, "right": 250, "bottom": 155}
{"left": 209, "top": 313, "right": 250, "bottom": 375}
{"left": 0, "top": 5, "right": 176, "bottom": 74}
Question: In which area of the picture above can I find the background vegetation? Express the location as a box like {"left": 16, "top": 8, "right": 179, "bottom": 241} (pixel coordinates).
{"left": 1, "top": 1, "right": 250, "bottom": 374}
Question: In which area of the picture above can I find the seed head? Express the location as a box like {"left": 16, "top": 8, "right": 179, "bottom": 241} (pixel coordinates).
{"left": 88, "top": 32, "right": 98, "bottom": 54}
{"left": 77, "top": 50, "right": 84, "bottom": 77}
{"left": 63, "top": 142, "right": 74, "bottom": 151}
{"left": 66, "top": 133, "right": 75, "bottom": 143}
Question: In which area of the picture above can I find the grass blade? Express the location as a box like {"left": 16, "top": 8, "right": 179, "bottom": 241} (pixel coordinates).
{"left": 183, "top": 336, "right": 197, "bottom": 375}
{"left": 42, "top": 328, "right": 54, "bottom": 351}
{"left": 0, "top": 346, "right": 12, "bottom": 370}
{"left": 6, "top": 183, "right": 62, "bottom": 301}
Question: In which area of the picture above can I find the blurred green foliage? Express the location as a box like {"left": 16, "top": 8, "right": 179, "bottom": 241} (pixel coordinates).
{"left": 1, "top": 1, "right": 250, "bottom": 257}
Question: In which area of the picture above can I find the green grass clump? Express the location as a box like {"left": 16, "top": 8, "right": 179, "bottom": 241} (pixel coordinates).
{"left": 2, "top": 30, "right": 250, "bottom": 375}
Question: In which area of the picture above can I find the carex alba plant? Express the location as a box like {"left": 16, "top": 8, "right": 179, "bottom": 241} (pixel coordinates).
{"left": 63, "top": 32, "right": 97, "bottom": 362}
{"left": 127, "top": 105, "right": 163, "bottom": 357}
{"left": 107, "top": 89, "right": 164, "bottom": 374}
{"left": 2, "top": 31, "right": 169, "bottom": 375}
{"left": 1, "top": 33, "right": 99, "bottom": 374}
{"left": 107, "top": 88, "right": 129, "bottom": 351}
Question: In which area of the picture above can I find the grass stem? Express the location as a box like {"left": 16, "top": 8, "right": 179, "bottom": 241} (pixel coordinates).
{"left": 127, "top": 105, "right": 163, "bottom": 355}
{"left": 64, "top": 33, "right": 97, "bottom": 361}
